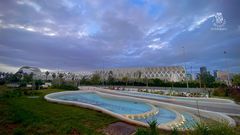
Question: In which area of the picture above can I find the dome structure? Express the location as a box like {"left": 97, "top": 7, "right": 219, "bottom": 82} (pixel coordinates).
{"left": 17, "top": 66, "right": 41, "bottom": 75}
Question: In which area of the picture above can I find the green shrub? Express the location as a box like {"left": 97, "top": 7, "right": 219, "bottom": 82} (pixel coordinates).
{"left": 1, "top": 88, "right": 41, "bottom": 98}
{"left": 148, "top": 120, "right": 159, "bottom": 135}
{"left": 135, "top": 120, "right": 159, "bottom": 135}
{"left": 171, "top": 121, "right": 237, "bottom": 135}
{"left": 52, "top": 84, "right": 78, "bottom": 90}
{"left": 190, "top": 121, "right": 236, "bottom": 135}
{"left": 212, "top": 88, "right": 226, "bottom": 97}
{"left": 135, "top": 128, "right": 148, "bottom": 135}
{"left": 0, "top": 79, "right": 5, "bottom": 85}
{"left": 171, "top": 127, "right": 179, "bottom": 135}
{"left": 1, "top": 89, "right": 22, "bottom": 98}
{"left": 13, "top": 128, "right": 25, "bottom": 135}
{"left": 208, "top": 122, "right": 236, "bottom": 135}
{"left": 229, "top": 88, "right": 240, "bottom": 102}
{"left": 193, "top": 122, "right": 210, "bottom": 135}
{"left": 22, "top": 89, "right": 41, "bottom": 96}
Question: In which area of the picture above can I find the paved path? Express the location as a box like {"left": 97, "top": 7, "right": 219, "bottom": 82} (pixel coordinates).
{"left": 103, "top": 122, "right": 136, "bottom": 135}
{"left": 95, "top": 88, "right": 240, "bottom": 116}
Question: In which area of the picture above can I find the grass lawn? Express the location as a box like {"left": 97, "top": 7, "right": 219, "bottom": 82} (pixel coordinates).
{"left": 0, "top": 86, "right": 119, "bottom": 135}
{"left": 1, "top": 85, "right": 240, "bottom": 135}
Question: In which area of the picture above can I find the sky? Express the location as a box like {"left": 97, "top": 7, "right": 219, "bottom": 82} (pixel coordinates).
{"left": 0, "top": 0, "right": 240, "bottom": 73}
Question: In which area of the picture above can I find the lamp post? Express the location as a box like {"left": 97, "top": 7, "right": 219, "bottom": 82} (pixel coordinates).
{"left": 102, "top": 61, "right": 105, "bottom": 87}
{"left": 224, "top": 51, "right": 230, "bottom": 86}
{"left": 182, "top": 46, "right": 189, "bottom": 91}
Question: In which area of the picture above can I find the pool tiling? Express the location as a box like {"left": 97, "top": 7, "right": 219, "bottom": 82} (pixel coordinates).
{"left": 52, "top": 92, "right": 197, "bottom": 129}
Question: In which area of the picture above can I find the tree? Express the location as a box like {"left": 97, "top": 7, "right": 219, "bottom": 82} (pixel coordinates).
{"left": 22, "top": 73, "right": 33, "bottom": 85}
{"left": 81, "top": 75, "right": 91, "bottom": 85}
{"left": 152, "top": 78, "right": 164, "bottom": 86}
{"left": 122, "top": 76, "right": 128, "bottom": 86}
{"left": 108, "top": 71, "right": 115, "bottom": 85}
{"left": 91, "top": 74, "right": 101, "bottom": 85}
{"left": 34, "top": 80, "right": 43, "bottom": 90}
{"left": 137, "top": 70, "right": 142, "bottom": 79}
{"left": 58, "top": 73, "right": 64, "bottom": 79}
{"left": 232, "top": 74, "right": 240, "bottom": 86}
{"left": 199, "top": 72, "right": 215, "bottom": 88}
{"left": 71, "top": 74, "right": 75, "bottom": 81}
{"left": 45, "top": 71, "right": 49, "bottom": 81}
{"left": 143, "top": 76, "right": 149, "bottom": 87}
{"left": 58, "top": 73, "right": 64, "bottom": 85}
{"left": 7, "top": 73, "right": 21, "bottom": 83}
{"left": 204, "top": 74, "right": 215, "bottom": 88}
{"left": 52, "top": 73, "right": 56, "bottom": 79}
{"left": 198, "top": 71, "right": 215, "bottom": 97}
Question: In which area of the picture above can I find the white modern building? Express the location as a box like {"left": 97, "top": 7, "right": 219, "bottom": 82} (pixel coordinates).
{"left": 17, "top": 66, "right": 41, "bottom": 75}
{"left": 16, "top": 66, "right": 186, "bottom": 82}
{"left": 33, "top": 72, "right": 91, "bottom": 81}
{"left": 95, "top": 66, "right": 186, "bottom": 82}
{"left": 16, "top": 66, "right": 91, "bottom": 81}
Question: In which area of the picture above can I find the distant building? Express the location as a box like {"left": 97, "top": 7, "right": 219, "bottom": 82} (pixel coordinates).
{"left": 17, "top": 66, "right": 41, "bottom": 75}
{"left": 15, "top": 66, "right": 186, "bottom": 82}
{"left": 95, "top": 66, "right": 186, "bottom": 82}
{"left": 33, "top": 72, "right": 89, "bottom": 81}
{"left": 200, "top": 66, "right": 207, "bottom": 75}
{"left": 215, "top": 70, "right": 235, "bottom": 85}
{"left": 15, "top": 66, "right": 91, "bottom": 81}
{"left": 213, "top": 70, "right": 218, "bottom": 78}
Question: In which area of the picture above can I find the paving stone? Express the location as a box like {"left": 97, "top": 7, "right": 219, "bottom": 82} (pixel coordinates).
{"left": 103, "top": 122, "right": 136, "bottom": 135}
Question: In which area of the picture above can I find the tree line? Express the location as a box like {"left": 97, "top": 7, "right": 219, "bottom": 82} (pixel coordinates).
{"left": 1, "top": 71, "right": 240, "bottom": 89}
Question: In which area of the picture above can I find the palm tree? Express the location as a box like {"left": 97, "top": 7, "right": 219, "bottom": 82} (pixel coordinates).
{"left": 134, "top": 70, "right": 141, "bottom": 78}
{"left": 122, "top": 76, "right": 128, "bottom": 86}
{"left": 58, "top": 73, "right": 64, "bottom": 79}
{"left": 52, "top": 73, "right": 56, "bottom": 79}
{"left": 71, "top": 74, "right": 78, "bottom": 86}
{"left": 108, "top": 71, "right": 114, "bottom": 85}
{"left": 133, "top": 71, "right": 142, "bottom": 86}
{"left": 58, "top": 73, "right": 64, "bottom": 86}
{"left": 144, "top": 76, "right": 149, "bottom": 87}
{"left": 45, "top": 71, "right": 49, "bottom": 81}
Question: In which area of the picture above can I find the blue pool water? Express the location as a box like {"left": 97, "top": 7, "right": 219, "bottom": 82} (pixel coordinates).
{"left": 55, "top": 92, "right": 152, "bottom": 114}
{"left": 135, "top": 108, "right": 176, "bottom": 124}
{"left": 53, "top": 92, "right": 182, "bottom": 125}
{"left": 180, "top": 112, "right": 197, "bottom": 129}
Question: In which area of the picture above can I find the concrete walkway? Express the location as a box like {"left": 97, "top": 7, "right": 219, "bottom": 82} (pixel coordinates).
{"left": 81, "top": 87, "right": 240, "bottom": 116}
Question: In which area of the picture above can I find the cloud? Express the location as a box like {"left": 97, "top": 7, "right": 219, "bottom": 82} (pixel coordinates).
{"left": 0, "top": 0, "right": 239, "bottom": 73}
{"left": 61, "top": 0, "right": 75, "bottom": 9}
{"left": 0, "top": 63, "right": 19, "bottom": 73}
{"left": 152, "top": 38, "right": 161, "bottom": 42}
{"left": 0, "top": 22, "right": 58, "bottom": 37}
{"left": 16, "top": 0, "right": 41, "bottom": 12}
{"left": 188, "top": 14, "right": 215, "bottom": 31}
{"left": 148, "top": 43, "right": 165, "bottom": 50}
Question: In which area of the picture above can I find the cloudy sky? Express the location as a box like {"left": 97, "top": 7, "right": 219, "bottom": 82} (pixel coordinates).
{"left": 0, "top": 0, "right": 240, "bottom": 73}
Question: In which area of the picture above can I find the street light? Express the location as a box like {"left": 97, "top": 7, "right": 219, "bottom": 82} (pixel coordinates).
{"left": 182, "top": 46, "right": 189, "bottom": 91}
{"left": 224, "top": 51, "right": 230, "bottom": 86}
{"left": 102, "top": 61, "right": 105, "bottom": 87}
